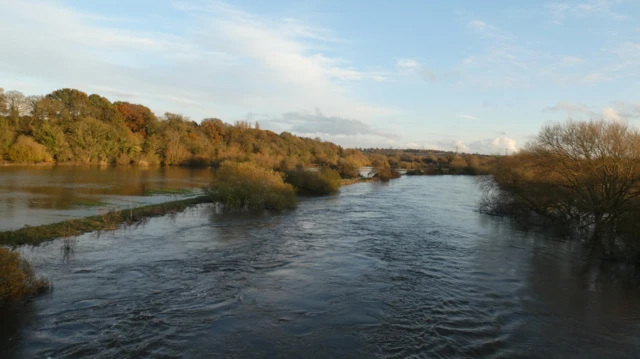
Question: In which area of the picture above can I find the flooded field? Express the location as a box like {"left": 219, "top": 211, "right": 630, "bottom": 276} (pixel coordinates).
{"left": 0, "top": 166, "right": 212, "bottom": 231}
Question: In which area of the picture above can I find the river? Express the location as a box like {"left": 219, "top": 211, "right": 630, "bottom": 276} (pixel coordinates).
{"left": 1, "top": 174, "right": 640, "bottom": 358}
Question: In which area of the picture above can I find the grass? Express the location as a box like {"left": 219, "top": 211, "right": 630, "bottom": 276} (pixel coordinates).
{"left": 0, "top": 196, "right": 211, "bottom": 247}
{"left": 72, "top": 199, "right": 110, "bottom": 207}
{"left": 340, "top": 177, "right": 376, "bottom": 186}
{"left": 143, "top": 188, "right": 197, "bottom": 196}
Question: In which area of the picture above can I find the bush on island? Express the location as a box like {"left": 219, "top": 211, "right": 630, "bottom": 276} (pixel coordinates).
{"left": 284, "top": 168, "right": 341, "bottom": 195}
{"left": 207, "top": 161, "right": 297, "bottom": 211}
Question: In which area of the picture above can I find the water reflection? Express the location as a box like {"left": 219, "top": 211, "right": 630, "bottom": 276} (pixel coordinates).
{"left": 0, "top": 165, "right": 213, "bottom": 230}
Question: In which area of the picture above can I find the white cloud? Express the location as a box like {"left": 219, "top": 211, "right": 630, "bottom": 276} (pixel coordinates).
{"left": 396, "top": 59, "right": 420, "bottom": 70}
{"left": 467, "top": 136, "right": 518, "bottom": 155}
{"left": 601, "top": 106, "right": 622, "bottom": 122}
{"left": 402, "top": 136, "right": 519, "bottom": 155}
{"left": 458, "top": 114, "right": 479, "bottom": 121}
{"left": 265, "top": 108, "right": 398, "bottom": 140}
{"left": 0, "top": 0, "right": 396, "bottom": 138}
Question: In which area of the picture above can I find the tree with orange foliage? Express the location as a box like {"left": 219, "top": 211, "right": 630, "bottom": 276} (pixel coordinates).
{"left": 114, "top": 102, "right": 158, "bottom": 136}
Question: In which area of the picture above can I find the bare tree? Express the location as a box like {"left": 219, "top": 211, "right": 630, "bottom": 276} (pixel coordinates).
{"left": 4, "top": 90, "right": 28, "bottom": 125}
{"left": 487, "top": 120, "right": 640, "bottom": 259}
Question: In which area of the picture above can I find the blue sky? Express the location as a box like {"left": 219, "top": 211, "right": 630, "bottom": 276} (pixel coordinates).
{"left": 1, "top": 0, "right": 639, "bottom": 153}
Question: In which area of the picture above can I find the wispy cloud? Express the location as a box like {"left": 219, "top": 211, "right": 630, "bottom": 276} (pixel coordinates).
{"left": 458, "top": 114, "right": 479, "bottom": 120}
{"left": 547, "top": 0, "right": 629, "bottom": 24}
{"left": 460, "top": 16, "right": 639, "bottom": 88}
{"left": 543, "top": 100, "right": 633, "bottom": 122}
{"left": 396, "top": 58, "right": 437, "bottom": 81}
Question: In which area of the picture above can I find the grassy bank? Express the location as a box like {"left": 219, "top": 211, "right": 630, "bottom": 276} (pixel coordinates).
{"left": 0, "top": 196, "right": 211, "bottom": 247}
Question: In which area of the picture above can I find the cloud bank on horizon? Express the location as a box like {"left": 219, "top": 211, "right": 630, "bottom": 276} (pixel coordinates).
{"left": 0, "top": 0, "right": 638, "bottom": 154}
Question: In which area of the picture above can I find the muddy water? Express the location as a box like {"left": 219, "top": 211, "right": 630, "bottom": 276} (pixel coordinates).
{"left": 2, "top": 176, "right": 640, "bottom": 358}
{"left": 0, "top": 166, "right": 212, "bottom": 230}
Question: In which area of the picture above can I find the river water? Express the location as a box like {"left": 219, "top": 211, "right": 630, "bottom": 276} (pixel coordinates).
{"left": 2, "top": 175, "right": 640, "bottom": 358}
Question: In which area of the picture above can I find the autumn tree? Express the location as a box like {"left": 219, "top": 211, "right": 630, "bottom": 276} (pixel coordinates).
{"left": 115, "top": 102, "right": 158, "bottom": 136}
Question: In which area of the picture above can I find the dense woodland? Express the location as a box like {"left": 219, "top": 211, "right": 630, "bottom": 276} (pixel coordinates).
{"left": 0, "top": 87, "right": 497, "bottom": 178}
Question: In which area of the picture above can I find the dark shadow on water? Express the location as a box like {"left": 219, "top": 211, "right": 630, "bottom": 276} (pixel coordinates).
{"left": 0, "top": 302, "right": 38, "bottom": 358}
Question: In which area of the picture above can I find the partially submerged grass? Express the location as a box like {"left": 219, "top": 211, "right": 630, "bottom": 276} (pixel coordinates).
{"left": 0, "top": 196, "right": 211, "bottom": 247}
{"left": 340, "top": 177, "right": 376, "bottom": 186}
{"left": 143, "top": 188, "right": 196, "bottom": 196}
{"left": 71, "top": 199, "right": 110, "bottom": 207}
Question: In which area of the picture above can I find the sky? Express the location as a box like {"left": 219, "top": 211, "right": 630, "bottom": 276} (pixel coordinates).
{"left": 1, "top": 0, "right": 639, "bottom": 154}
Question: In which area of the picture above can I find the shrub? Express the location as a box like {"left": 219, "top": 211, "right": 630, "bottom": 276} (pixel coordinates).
{"left": 284, "top": 168, "right": 341, "bottom": 195}
{"left": 336, "top": 158, "right": 360, "bottom": 178}
{"left": 0, "top": 248, "right": 50, "bottom": 304}
{"left": 450, "top": 157, "right": 468, "bottom": 172}
{"left": 207, "top": 161, "right": 297, "bottom": 211}
{"left": 373, "top": 166, "right": 401, "bottom": 181}
{"left": 7, "top": 135, "right": 53, "bottom": 163}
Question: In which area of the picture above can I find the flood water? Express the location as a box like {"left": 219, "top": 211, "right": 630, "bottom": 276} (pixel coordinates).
{"left": 2, "top": 175, "right": 640, "bottom": 358}
{"left": 0, "top": 166, "right": 212, "bottom": 230}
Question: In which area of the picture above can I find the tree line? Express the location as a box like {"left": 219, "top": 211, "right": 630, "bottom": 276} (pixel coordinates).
{"left": 0, "top": 87, "right": 501, "bottom": 179}
{"left": 0, "top": 87, "right": 370, "bottom": 176}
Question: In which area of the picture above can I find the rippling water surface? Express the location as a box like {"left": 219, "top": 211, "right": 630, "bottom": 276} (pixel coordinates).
{"left": 2, "top": 176, "right": 640, "bottom": 358}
